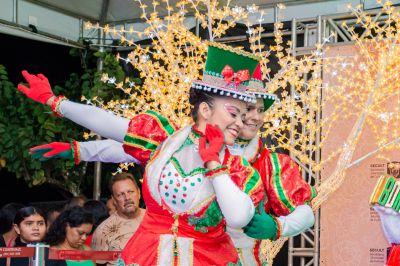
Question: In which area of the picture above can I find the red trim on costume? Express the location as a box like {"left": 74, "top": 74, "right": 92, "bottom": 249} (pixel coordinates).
{"left": 272, "top": 216, "right": 282, "bottom": 240}
{"left": 204, "top": 165, "right": 229, "bottom": 180}
{"left": 253, "top": 240, "right": 262, "bottom": 266}
{"left": 72, "top": 140, "right": 80, "bottom": 165}
{"left": 51, "top": 95, "right": 67, "bottom": 117}
{"left": 191, "top": 125, "right": 205, "bottom": 137}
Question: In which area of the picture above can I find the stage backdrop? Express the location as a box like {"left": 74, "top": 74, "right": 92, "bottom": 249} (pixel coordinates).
{"left": 319, "top": 43, "right": 399, "bottom": 265}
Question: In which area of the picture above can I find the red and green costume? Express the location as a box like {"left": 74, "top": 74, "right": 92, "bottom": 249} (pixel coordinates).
{"left": 228, "top": 136, "right": 316, "bottom": 265}
{"left": 119, "top": 114, "right": 264, "bottom": 266}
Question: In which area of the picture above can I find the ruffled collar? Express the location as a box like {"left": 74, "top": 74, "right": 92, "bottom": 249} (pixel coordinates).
{"left": 235, "top": 138, "right": 251, "bottom": 148}
{"left": 187, "top": 125, "right": 204, "bottom": 145}
{"left": 192, "top": 125, "right": 204, "bottom": 138}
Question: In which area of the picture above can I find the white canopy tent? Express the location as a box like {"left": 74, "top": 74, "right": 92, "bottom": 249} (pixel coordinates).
{"left": 1, "top": 0, "right": 392, "bottom": 49}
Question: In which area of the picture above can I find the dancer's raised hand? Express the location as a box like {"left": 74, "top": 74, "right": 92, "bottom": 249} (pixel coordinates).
{"left": 199, "top": 124, "right": 224, "bottom": 167}
{"left": 17, "top": 70, "right": 55, "bottom": 105}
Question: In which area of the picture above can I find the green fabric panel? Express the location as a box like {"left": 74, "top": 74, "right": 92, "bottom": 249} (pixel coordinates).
{"left": 124, "top": 134, "right": 158, "bottom": 151}
{"left": 145, "top": 110, "right": 175, "bottom": 136}
{"left": 188, "top": 200, "right": 223, "bottom": 232}
{"left": 205, "top": 46, "right": 259, "bottom": 76}
{"left": 311, "top": 186, "right": 317, "bottom": 199}
{"left": 241, "top": 158, "right": 261, "bottom": 195}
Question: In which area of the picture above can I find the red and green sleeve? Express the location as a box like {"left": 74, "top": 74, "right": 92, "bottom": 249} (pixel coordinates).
{"left": 123, "top": 110, "right": 178, "bottom": 165}
{"left": 253, "top": 149, "right": 316, "bottom": 216}
{"left": 225, "top": 153, "right": 265, "bottom": 207}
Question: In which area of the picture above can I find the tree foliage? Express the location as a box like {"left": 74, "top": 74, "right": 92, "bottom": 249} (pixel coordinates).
{"left": 0, "top": 49, "right": 137, "bottom": 196}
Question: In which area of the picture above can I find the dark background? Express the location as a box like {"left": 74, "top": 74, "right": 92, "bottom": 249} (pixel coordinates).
{"left": 0, "top": 32, "right": 83, "bottom": 206}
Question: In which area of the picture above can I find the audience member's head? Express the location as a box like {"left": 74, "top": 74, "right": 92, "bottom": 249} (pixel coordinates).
{"left": 45, "top": 206, "right": 93, "bottom": 249}
{"left": 46, "top": 207, "right": 63, "bottom": 232}
{"left": 64, "top": 195, "right": 87, "bottom": 210}
{"left": 0, "top": 203, "right": 25, "bottom": 236}
{"left": 83, "top": 200, "right": 109, "bottom": 232}
{"left": 13, "top": 206, "right": 46, "bottom": 244}
{"left": 109, "top": 172, "right": 141, "bottom": 219}
{"left": 106, "top": 197, "right": 117, "bottom": 215}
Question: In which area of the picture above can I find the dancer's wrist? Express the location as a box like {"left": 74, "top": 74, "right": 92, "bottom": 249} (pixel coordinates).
{"left": 205, "top": 161, "right": 221, "bottom": 170}
{"left": 46, "top": 96, "right": 56, "bottom": 106}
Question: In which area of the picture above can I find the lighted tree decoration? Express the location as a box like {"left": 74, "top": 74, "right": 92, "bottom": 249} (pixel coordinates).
{"left": 260, "top": 1, "right": 400, "bottom": 263}
{"left": 84, "top": 0, "right": 254, "bottom": 126}
{"left": 83, "top": 0, "right": 400, "bottom": 264}
{"left": 83, "top": 0, "right": 339, "bottom": 263}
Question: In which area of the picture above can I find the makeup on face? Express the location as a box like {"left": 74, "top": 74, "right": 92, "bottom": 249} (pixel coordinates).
{"left": 224, "top": 103, "right": 246, "bottom": 122}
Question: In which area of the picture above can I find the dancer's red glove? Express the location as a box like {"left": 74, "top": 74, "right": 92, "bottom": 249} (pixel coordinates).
{"left": 199, "top": 124, "right": 224, "bottom": 166}
{"left": 17, "top": 70, "right": 54, "bottom": 104}
{"left": 30, "top": 142, "right": 72, "bottom": 161}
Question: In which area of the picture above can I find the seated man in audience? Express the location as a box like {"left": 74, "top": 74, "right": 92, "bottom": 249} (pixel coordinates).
{"left": 91, "top": 172, "right": 145, "bottom": 266}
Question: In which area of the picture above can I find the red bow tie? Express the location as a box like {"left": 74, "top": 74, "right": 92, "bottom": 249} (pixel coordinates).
{"left": 221, "top": 65, "right": 250, "bottom": 85}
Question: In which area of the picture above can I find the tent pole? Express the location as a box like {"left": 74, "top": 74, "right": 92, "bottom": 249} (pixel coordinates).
{"left": 93, "top": 29, "right": 105, "bottom": 201}
{"left": 93, "top": 0, "right": 110, "bottom": 201}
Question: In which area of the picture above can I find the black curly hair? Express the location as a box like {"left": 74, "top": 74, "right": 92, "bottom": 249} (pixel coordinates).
{"left": 44, "top": 206, "right": 93, "bottom": 246}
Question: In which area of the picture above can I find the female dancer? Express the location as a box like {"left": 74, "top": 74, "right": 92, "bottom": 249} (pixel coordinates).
{"left": 18, "top": 43, "right": 264, "bottom": 265}
{"left": 45, "top": 206, "right": 94, "bottom": 266}
{"left": 27, "top": 64, "right": 316, "bottom": 265}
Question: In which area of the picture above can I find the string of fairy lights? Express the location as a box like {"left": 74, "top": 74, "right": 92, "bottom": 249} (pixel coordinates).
{"left": 81, "top": 0, "right": 400, "bottom": 263}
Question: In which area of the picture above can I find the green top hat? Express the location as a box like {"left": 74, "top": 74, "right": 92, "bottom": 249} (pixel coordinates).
{"left": 192, "top": 42, "right": 259, "bottom": 103}
{"left": 246, "top": 64, "right": 277, "bottom": 110}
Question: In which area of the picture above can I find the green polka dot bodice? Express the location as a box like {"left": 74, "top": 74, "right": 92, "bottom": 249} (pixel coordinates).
{"left": 159, "top": 158, "right": 207, "bottom": 213}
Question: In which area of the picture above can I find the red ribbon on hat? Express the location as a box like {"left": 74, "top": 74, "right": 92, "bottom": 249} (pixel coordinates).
{"left": 221, "top": 65, "right": 250, "bottom": 85}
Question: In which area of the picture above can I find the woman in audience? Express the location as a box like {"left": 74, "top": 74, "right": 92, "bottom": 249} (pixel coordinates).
{"left": 0, "top": 203, "right": 24, "bottom": 266}
{"left": 45, "top": 206, "right": 94, "bottom": 266}
{"left": 0, "top": 203, "right": 25, "bottom": 248}
{"left": 10, "top": 206, "right": 47, "bottom": 266}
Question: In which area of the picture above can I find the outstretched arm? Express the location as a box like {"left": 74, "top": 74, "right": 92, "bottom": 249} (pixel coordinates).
{"left": 57, "top": 100, "right": 129, "bottom": 142}
{"left": 79, "top": 139, "right": 139, "bottom": 164}
{"left": 18, "top": 70, "right": 129, "bottom": 142}
{"left": 30, "top": 139, "right": 139, "bottom": 164}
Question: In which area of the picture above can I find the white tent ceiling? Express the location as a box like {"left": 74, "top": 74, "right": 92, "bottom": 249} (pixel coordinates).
{"left": 25, "top": 0, "right": 333, "bottom": 24}
{"left": 0, "top": 0, "right": 393, "bottom": 48}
